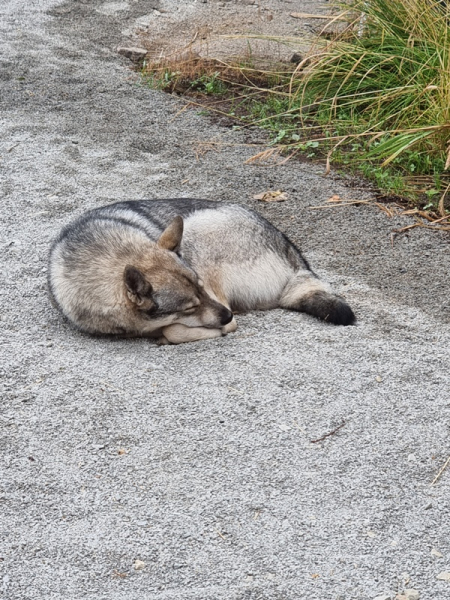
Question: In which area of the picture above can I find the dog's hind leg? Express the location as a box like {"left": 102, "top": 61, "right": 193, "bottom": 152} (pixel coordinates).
{"left": 160, "top": 324, "right": 223, "bottom": 345}
{"left": 279, "top": 270, "right": 355, "bottom": 326}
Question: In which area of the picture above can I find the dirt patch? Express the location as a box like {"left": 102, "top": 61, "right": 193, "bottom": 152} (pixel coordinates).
{"left": 122, "top": 0, "right": 331, "bottom": 63}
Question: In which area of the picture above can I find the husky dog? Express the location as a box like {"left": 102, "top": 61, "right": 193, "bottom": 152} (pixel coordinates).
{"left": 48, "top": 199, "right": 354, "bottom": 344}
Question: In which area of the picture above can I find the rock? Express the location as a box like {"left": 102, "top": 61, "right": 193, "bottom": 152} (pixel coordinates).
{"left": 437, "top": 572, "right": 450, "bottom": 581}
{"left": 290, "top": 52, "right": 303, "bottom": 64}
{"left": 404, "top": 590, "right": 420, "bottom": 600}
{"left": 117, "top": 46, "right": 147, "bottom": 62}
{"left": 431, "top": 547, "right": 443, "bottom": 558}
{"left": 396, "top": 591, "right": 420, "bottom": 600}
{"left": 134, "top": 559, "right": 146, "bottom": 570}
{"left": 290, "top": 53, "right": 311, "bottom": 68}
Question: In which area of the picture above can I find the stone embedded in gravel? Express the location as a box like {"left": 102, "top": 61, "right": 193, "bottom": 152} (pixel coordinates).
{"left": 431, "top": 548, "right": 443, "bottom": 558}
{"left": 437, "top": 572, "right": 450, "bottom": 581}
{"left": 403, "top": 590, "right": 420, "bottom": 600}
{"left": 117, "top": 46, "right": 147, "bottom": 61}
{"left": 396, "top": 591, "right": 420, "bottom": 600}
{"left": 134, "top": 560, "right": 146, "bottom": 570}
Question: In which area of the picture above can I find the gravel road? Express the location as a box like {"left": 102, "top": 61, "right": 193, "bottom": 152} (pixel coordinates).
{"left": 1, "top": 1, "right": 450, "bottom": 599}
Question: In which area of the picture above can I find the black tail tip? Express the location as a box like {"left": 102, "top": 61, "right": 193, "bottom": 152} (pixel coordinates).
{"left": 327, "top": 298, "right": 356, "bottom": 326}
{"left": 299, "top": 291, "right": 356, "bottom": 326}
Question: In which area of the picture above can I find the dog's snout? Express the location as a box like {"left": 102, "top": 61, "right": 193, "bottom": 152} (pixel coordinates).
{"left": 220, "top": 307, "right": 233, "bottom": 326}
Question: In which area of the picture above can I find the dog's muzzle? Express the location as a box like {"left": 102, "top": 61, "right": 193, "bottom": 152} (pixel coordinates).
{"left": 220, "top": 307, "right": 233, "bottom": 326}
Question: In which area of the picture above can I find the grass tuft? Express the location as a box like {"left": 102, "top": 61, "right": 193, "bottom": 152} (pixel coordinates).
{"left": 289, "top": 0, "right": 450, "bottom": 211}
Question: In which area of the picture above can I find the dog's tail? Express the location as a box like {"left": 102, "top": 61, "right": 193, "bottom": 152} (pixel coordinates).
{"left": 279, "top": 270, "right": 355, "bottom": 326}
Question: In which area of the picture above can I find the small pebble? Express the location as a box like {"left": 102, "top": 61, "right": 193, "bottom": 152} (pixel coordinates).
{"left": 134, "top": 560, "right": 146, "bottom": 570}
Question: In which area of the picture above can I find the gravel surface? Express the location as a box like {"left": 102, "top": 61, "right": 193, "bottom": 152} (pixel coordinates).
{"left": 1, "top": 1, "right": 450, "bottom": 599}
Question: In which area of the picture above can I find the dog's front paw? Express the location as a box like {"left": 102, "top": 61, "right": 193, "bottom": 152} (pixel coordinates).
{"left": 156, "top": 335, "right": 170, "bottom": 345}
{"left": 162, "top": 324, "right": 222, "bottom": 344}
{"left": 222, "top": 317, "right": 237, "bottom": 335}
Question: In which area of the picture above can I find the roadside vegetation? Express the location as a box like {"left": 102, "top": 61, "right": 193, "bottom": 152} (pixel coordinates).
{"left": 141, "top": 0, "right": 450, "bottom": 216}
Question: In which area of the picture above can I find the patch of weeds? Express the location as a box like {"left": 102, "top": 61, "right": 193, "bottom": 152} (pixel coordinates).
{"left": 190, "top": 72, "right": 228, "bottom": 95}
{"left": 145, "top": 69, "right": 181, "bottom": 91}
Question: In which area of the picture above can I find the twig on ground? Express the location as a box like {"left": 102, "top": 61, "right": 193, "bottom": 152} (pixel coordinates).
{"left": 290, "top": 13, "right": 346, "bottom": 21}
{"left": 194, "top": 141, "right": 220, "bottom": 160}
{"left": 431, "top": 455, "right": 450, "bottom": 486}
{"left": 244, "top": 148, "right": 281, "bottom": 165}
{"left": 438, "top": 181, "right": 450, "bottom": 216}
{"left": 310, "top": 421, "right": 346, "bottom": 443}
{"left": 308, "top": 200, "right": 371, "bottom": 209}
{"left": 170, "top": 102, "right": 194, "bottom": 122}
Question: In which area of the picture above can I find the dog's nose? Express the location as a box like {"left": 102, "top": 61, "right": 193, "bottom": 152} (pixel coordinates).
{"left": 220, "top": 307, "right": 233, "bottom": 326}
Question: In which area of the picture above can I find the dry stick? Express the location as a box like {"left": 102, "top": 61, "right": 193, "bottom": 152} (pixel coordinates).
{"left": 170, "top": 102, "right": 193, "bottom": 122}
{"left": 393, "top": 222, "right": 423, "bottom": 234}
{"left": 430, "top": 213, "right": 450, "bottom": 224}
{"left": 308, "top": 200, "right": 371, "bottom": 209}
{"left": 431, "top": 456, "right": 450, "bottom": 486}
{"left": 423, "top": 224, "right": 450, "bottom": 231}
{"left": 375, "top": 202, "right": 396, "bottom": 217}
{"left": 394, "top": 213, "right": 450, "bottom": 234}
{"left": 290, "top": 13, "right": 347, "bottom": 20}
{"left": 171, "top": 98, "right": 239, "bottom": 121}
{"left": 438, "top": 181, "right": 450, "bottom": 217}
{"left": 310, "top": 421, "right": 346, "bottom": 444}
{"left": 325, "top": 135, "right": 350, "bottom": 175}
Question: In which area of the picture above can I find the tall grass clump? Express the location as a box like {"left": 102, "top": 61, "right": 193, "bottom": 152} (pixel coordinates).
{"left": 296, "top": 0, "right": 450, "bottom": 208}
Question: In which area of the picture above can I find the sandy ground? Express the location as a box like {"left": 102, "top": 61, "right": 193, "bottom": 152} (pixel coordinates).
{"left": 1, "top": 1, "right": 450, "bottom": 599}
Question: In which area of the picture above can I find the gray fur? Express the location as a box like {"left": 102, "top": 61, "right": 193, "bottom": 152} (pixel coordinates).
{"left": 48, "top": 199, "right": 355, "bottom": 343}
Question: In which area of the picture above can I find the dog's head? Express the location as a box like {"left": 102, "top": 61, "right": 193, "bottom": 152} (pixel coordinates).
{"left": 123, "top": 216, "right": 233, "bottom": 333}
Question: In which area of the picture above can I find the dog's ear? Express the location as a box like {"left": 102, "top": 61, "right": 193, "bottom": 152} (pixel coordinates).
{"left": 124, "top": 266, "right": 153, "bottom": 306}
{"left": 157, "top": 216, "right": 183, "bottom": 252}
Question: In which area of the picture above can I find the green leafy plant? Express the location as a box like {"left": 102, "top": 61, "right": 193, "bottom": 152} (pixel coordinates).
{"left": 190, "top": 72, "right": 228, "bottom": 95}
